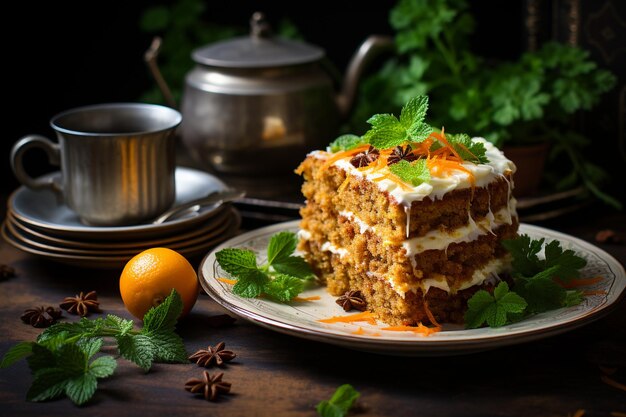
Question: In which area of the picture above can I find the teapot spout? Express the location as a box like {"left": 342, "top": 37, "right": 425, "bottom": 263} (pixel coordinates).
{"left": 144, "top": 37, "right": 178, "bottom": 109}
{"left": 336, "top": 35, "right": 394, "bottom": 119}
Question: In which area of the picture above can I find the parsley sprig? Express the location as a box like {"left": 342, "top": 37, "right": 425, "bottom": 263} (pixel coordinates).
{"left": 1, "top": 290, "right": 188, "bottom": 405}
{"left": 465, "top": 235, "right": 587, "bottom": 329}
{"left": 215, "top": 231, "right": 315, "bottom": 302}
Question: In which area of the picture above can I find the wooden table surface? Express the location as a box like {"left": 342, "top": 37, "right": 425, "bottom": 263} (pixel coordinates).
{"left": 1, "top": 203, "right": 625, "bottom": 417}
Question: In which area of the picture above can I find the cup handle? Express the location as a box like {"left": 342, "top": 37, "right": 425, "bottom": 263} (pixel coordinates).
{"left": 10, "top": 135, "right": 62, "bottom": 192}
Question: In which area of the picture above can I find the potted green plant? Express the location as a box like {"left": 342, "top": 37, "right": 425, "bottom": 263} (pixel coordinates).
{"left": 349, "top": 0, "right": 620, "bottom": 207}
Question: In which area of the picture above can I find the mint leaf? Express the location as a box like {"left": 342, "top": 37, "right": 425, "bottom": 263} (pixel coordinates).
{"left": 65, "top": 373, "right": 97, "bottom": 406}
{"left": 145, "top": 331, "right": 187, "bottom": 363}
{"left": 104, "top": 315, "right": 134, "bottom": 336}
{"left": 465, "top": 282, "right": 527, "bottom": 328}
{"left": 272, "top": 256, "right": 315, "bottom": 279}
{"left": 142, "top": 289, "right": 182, "bottom": 334}
{"left": 89, "top": 356, "right": 117, "bottom": 378}
{"left": 264, "top": 274, "right": 304, "bottom": 302}
{"left": 117, "top": 334, "right": 155, "bottom": 371}
{"left": 399, "top": 94, "right": 429, "bottom": 128}
{"left": 27, "top": 343, "right": 57, "bottom": 372}
{"left": 316, "top": 384, "right": 360, "bottom": 417}
{"left": 38, "top": 318, "right": 106, "bottom": 343}
{"left": 365, "top": 96, "right": 433, "bottom": 149}
{"left": 389, "top": 159, "right": 430, "bottom": 186}
{"left": 27, "top": 367, "right": 70, "bottom": 402}
{"left": 1, "top": 341, "right": 33, "bottom": 368}
{"left": 267, "top": 231, "right": 297, "bottom": 265}
{"left": 216, "top": 248, "right": 259, "bottom": 277}
{"left": 365, "top": 113, "right": 407, "bottom": 149}
{"left": 329, "top": 134, "right": 366, "bottom": 152}
{"left": 232, "top": 269, "right": 270, "bottom": 298}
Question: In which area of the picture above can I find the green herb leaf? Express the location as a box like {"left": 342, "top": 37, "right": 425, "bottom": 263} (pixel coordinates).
{"left": 142, "top": 289, "right": 182, "bottom": 334}
{"left": 104, "top": 315, "right": 134, "bottom": 336}
{"left": 564, "top": 290, "right": 584, "bottom": 307}
{"left": 232, "top": 269, "right": 270, "bottom": 298}
{"left": 64, "top": 373, "right": 97, "bottom": 406}
{"left": 38, "top": 318, "right": 106, "bottom": 344}
{"left": 26, "top": 367, "right": 71, "bottom": 402}
{"left": 88, "top": 356, "right": 117, "bottom": 378}
{"left": 147, "top": 331, "right": 188, "bottom": 363}
{"left": 272, "top": 256, "right": 315, "bottom": 279}
{"left": 444, "top": 133, "right": 489, "bottom": 164}
{"left": 514, "top": 274, "right": 566, "bottom": 314}
{"left": 217, "top": 232, "right": 314, "bottom": 302}
{"left": 267, "top": 231, "right": 298, "bottom": 266}
{"left": 501, "top": 235, "right": 545, "bottom": 277}
{"left": 215, "top": 248, "right": 259, "bottom": 278}
{"left": 0, "top": 341, "right": 33, "bottom": 368}
{"left": 389, "top": 159, "right": 430, "bottom": 186}
{"left": 543, "top": 240, "right": 587, "bottom": 282}
{"left": 365, "top": 95, "right": 432, "bottom": 149}
{"left": 117, "top": 334, "right": 155, "bottom": 371}
{"left": 464, "top": 282, "right": 527, "bottom": 328}
{"left": 264, "top": 274, "right": 304, "bottom": 302}
{"left": 329, "top": 134, "right": 367, "bottom": 152}
{"left": 316, "top": 384, "right": 360, "bottom": 417}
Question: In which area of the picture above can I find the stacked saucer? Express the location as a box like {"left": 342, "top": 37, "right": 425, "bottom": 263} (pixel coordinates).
{"left": 2, "top": 167, "right": 241, "bottom": 269}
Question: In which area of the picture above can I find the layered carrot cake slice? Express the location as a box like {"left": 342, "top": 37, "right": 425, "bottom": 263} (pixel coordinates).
{"left": 295, "top": 96, "right": 518, "bottom": 326}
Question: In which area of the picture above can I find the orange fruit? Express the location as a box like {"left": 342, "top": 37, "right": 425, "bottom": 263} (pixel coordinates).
{"left": 119, "top": 247, "right": 199, "bottom": 320}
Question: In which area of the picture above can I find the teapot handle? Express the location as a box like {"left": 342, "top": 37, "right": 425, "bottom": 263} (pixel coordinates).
{"left": 336, "top": 35, "right": 395, "bottom": 119}
{"left": 144, "top": 37, "right": 178, "bottom": 109}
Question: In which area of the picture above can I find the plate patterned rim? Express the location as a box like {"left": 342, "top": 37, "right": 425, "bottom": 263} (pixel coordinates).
{"left": 198, "top": 221, "right": 626, "bottom": 355}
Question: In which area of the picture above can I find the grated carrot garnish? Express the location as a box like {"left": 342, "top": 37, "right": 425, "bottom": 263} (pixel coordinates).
{"left": 351, "top": 327, "right": 365, "bottom": 335}
{"left": 217, "top": 277, "right": 237, "bottom": 285}
{"left": 583, "top": 290, "right": 606, "bottom": 296}
{"left": 292, "top": 296, "right": 321, "bottom": 302}
{"left": 321, "top": 145, "right": 371, "bottom": 170}
{"left": 557, "top": 276, "right": 604, "bottom": 289}
{"left": 602, "top": 375, "right": 626, "bottom": 392}
{"left": 337, "top": 176, "right": 351, "bottom": 193}
{"left": 572, "top": 409, "right": 585, "bottom": 417}
{"left": 423, "top": 300, "right": 441, "bottom": 328}
{"left": 381, "top": 323, "right": 441, "bottom": 336}
{"left": 318, "top": 311, "right": 377, "bottom": 325}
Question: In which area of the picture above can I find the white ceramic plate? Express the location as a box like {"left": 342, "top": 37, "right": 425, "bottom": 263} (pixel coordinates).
{"left": 198, "top": 221, "right": 626, "bottom": 356}
{"left": 9, "top": 167, "right": 228, "bottom": 240}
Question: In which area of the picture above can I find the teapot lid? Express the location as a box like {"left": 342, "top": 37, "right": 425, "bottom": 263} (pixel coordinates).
{"left": 192, "top": 12, "right": 324, "bottom": 68}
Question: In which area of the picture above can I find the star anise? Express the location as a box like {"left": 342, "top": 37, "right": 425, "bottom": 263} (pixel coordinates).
{"left": 189, "top": 342, "right": 237, "bottom": 367}
{"left": 336, "top": 290, "right": 367, "bottom": 312}
{"left": 59, "top": 290, "right": 101, "bottom": 317}
{"left": 185, "top": 371, "right": 232, "bottom": 401}
{"left": 387, "top": 145, "right": 418, "bottom": 165}
{"left": 350, "top": 146, "right": 380, "bottom": 168}
{"left": 20, "top": 306, "right": 62, "bottom": 328}
{"left": 0, "top": 264, "right": 16, "bottom": 280}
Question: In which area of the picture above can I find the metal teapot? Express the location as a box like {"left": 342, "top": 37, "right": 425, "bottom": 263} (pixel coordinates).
{"left": 146, "top": 12, "right": 392, "bottom": 175}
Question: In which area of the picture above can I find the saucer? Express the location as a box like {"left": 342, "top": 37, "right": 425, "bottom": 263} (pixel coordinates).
{"left": 5, "top": 206, "right": 232, "bottom": 254}
{"left": 9, "top": 167, "right": 228, "bottom": 240}
{"left": 2, "top": 208, "right": 241, "bottom": 269}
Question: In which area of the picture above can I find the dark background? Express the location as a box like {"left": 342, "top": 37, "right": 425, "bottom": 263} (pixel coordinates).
{"left": 3, "top": 0, "right": 624, "bottom": 205}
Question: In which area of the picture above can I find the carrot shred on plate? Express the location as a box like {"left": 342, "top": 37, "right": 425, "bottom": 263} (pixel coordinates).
{"left": 292, "top": 296, "right": 320, "bottom": 302}
{"left": 217, "top": 277, "right": 237, "bottom": 285}
{"left": 423, "top": 300, "right": 441, "bottom": 328}
{"left": 318, "top": 311, "right": 377, "bottom": 325}
{"left": 582, "top": 290, "right": 606, "bottom": 296}
{"left": 351, "top": 327, "right": 365, "bottom": 335}
{"left": 381, "top": 323, "right": 441, "bottom": 336}
{"left": 557, "top": 276, "right": 604, "bottom": 289}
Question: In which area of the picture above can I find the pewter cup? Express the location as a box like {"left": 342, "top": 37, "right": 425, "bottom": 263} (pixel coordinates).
{"left": 11, "top": 103, "right": 182, "bottom": 226}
